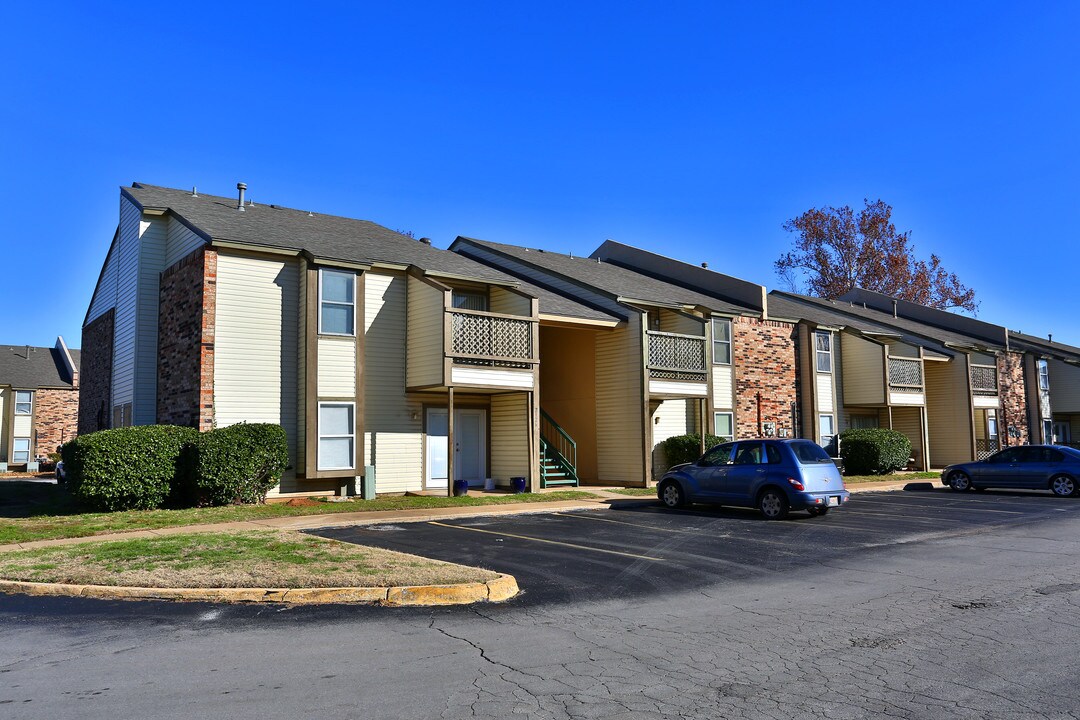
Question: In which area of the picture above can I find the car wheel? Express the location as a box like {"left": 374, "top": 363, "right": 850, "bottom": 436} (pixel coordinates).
{"left": 949, "top": 471, "right": 972, "bottom": 492}
{"left": 807, "top": 506, "right": 830, "bottom": 517}
{"left": 1050, "top": 475, "right": 1077, "bottom": 497}
{"left": 659, "top": 481, "right": 685, "bottom": 509}
{"left": 758, "top": 489, "right": 789, "bottom": 520}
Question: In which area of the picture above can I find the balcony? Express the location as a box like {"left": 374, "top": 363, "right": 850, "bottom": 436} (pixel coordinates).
{"left": 887, "top": 357, "right": 923, "bottom": 389}
{"left": 449, "top": 310, "right": 536, "bottom": 369}
{"left": 647, "top": 331, "right": 707, "bottom": 383}
{"left": 970, "top": 364, "right": 999, "bottom": 396}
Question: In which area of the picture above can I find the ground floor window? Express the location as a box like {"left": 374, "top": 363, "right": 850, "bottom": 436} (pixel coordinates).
{"left": 12, "top": 438, "right": 30, "bottom": 464}
{"left": 1043, "top": 419, "right": 1054, "bottom": 445}
{"left": 318, "top": 402, "right": 355, "bottom": 471}
{"left": 849, "top": 414, "right": 878, "bottom": 430}
{"left": 819, "top": 414, "right": 836, "bottom": 454}
{"left": 713, "top": 412, "right": 734, "bottom": 442}
{"left": 1053, "top": 420, "right": 1072, "bottom": 445}
{"left": 111, "top": 402, "right": 132, "bottom": 428}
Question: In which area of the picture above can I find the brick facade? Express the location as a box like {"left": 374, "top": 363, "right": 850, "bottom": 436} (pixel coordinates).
{"left": 999, "top": 350, "right": 1029, "bottom": 446}
{"left": 78, "top": 308, "right": 114, "bottom": 435}
{"left": 157, "top": 247, "right": 216, "bottom": 430}
{"left": 733, "top": 316, "right": 798, "bottom": 439}
{"left": 34, "top": 387, "right": 79, "bottom": 454}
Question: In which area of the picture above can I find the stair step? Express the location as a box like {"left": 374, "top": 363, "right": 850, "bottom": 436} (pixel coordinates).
{"left": 542, "top": 479, "right": 579, "bottom": 486}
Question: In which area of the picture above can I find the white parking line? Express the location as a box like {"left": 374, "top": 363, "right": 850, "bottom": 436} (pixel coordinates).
{"left": 852, "top": 497, "right": 1026, "bottom": 514}
{"left": 427, "top": 521, "right": 664, "bottom": 561}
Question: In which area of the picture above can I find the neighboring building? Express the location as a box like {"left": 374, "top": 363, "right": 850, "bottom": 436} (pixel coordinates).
{"left": 0, "top": 338, "right": 80, "bottom": 470}
{"left": 451, "top": 237, "right": 796, "bottom": 483}
{"left": 81, "top": 183, "right": 613, "bottom": 496}
{"left": 1004, "top": 331, "right": 1080, "bottom": 448}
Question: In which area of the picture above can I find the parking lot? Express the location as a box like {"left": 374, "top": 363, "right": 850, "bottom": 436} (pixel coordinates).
{"left": 312, "top": 488, "right": 1080, "bottom": 604}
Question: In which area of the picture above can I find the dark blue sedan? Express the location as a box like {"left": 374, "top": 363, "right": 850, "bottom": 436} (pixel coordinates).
{"left": 942, "top": 445, "right": 1080, "bottom": 496}
{"left": 657, "top": 439, "right": 850, "bottom": 519}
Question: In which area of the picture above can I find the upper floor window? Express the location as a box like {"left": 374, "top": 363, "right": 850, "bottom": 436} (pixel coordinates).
{"left": 452, "top": 290, "right": 488, "bottom": 312}
{"left": 320, "top": 269, "right": 355, "bottom": 336}
{"left": 1038, "top": 359, "right": 1050, "bottom": 391}
{"left": 815, "top": 331, "right": 832, "bottom": 373}
{"left": 712, "top": 318, "right": 731, "bottom": 365}
{"left": 14, "top": 391, "right": 32, "bottom": 415}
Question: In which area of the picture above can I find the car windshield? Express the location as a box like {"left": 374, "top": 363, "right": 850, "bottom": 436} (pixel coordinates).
{"left": 789, "top": 441, "right": 832, "bottom": 464}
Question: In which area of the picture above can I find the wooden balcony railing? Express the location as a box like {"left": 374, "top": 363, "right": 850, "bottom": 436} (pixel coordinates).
{"left": 887, "top": 357, "right": 923, "bottom": 390}
{"left": 647, "top": 331, "right": 707, "bottom": 382}
{"left": 449, "top": 309, "right": 537, "bottom": 369}
{"left": 970, "top": 364, "right": 999, "bottom": 396}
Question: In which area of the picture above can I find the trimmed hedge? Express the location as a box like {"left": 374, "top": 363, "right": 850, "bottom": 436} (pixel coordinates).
{"left": 659, "top": 433, "right": 725, "bottom": 469}
{"left": 179, "top": 423, "right": 290, "bottom": 506}
{"left": 60, "top": 425, "right": 198, "bottom": 511}
{"left": 838, "top": 428, "right": 912, "bottom": 475}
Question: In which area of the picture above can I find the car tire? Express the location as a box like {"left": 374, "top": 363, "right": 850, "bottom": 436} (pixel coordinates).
{"left": 659, "top": 480, "right": 685, "bottom": 509}
{"left": 807, "top": 506, "right": 829, "bottom": 517}
{"left": 949, "top": 471, "right": 972, "bottom": 492}
{"left": 758, "top": 488, "right": 789, "bottom": 520}
{"left": 1050, "top": 475, "right": 1077, "bottom": 498}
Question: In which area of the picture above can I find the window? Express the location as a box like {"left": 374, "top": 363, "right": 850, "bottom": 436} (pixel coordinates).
{"left": 713, "top": 412, "right": 734, "bottom": 442}
{"left": 452, "top": 290, "right": 488, "bottom": 311}
{"left": 733, "top": 442, "right": 765, "bottom": 465}
{"left": 790, "top": 440, "right": 833, "bottom": 464}
{"left": 712, "top": 318, "right": 731, "bottom": 365}
{"left": 318, "top": 402, "right": 355, "bottom": 470}
{"left": 12, "top": 438, "right": 30, "bottom": 464}
{"left": 14, "top": 391, "right": 32, "bottom": 415}
{"left": 320, "top": 269, "right": 356, "bottom": 336}
{"left": 819, "top": 414, "right": 836, "bottom": 454}
{"left": 850, "top": 414, "right": 878, "bottom": 430}
{"left": 815, "top": 331, "right": 832, "bottom": 373}
{"left": 1038, "top": 359, "right": 1050, "bottom": 391}
{"left": 1043, "top": 420, "right": 1054, "bottom": 445}
{"left": 698, "top": 442, "right": 735, "bottom": 467}
{"left": 986, "top": 409, "right": 998, "bottom": 440}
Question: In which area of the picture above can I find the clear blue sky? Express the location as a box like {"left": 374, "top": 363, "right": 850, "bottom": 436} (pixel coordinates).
{"left": 2, "top": 2, "right": 1078, "bottom": 349}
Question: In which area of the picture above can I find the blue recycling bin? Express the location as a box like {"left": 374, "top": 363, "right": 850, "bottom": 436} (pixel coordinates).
{"left": 510, "top": 476, "right": 527, "bottom": 494}
{"left": 452, "top": 479, "right": 469, "bottom": 497}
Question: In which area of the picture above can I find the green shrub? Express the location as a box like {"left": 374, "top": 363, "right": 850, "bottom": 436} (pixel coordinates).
{"left": 61, "top": 425, "right": 198, "bottom": 511}
{"left": 838, "top": 428, "right": 912, "bottom": 475}
{"left": 659, "top": 433, "right": 726, "bottom": 469}
{"left": 179, "top": 423, "right": 290, "bottom": 506}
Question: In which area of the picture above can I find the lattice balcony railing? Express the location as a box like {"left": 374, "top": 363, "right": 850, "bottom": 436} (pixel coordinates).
{"left": 647, "top": 331, "right": 707, "bottom": 382}
{"left": 975, "top": 438, "right": 999, "bottom": 460}
{"left": 450, "top": 311, "right": 534, "bottom": 368}
{"left": 970, "top": 364, "right": 999, "bottom": 395}
{"left": 888, "top": 357, "right": 923, "bottom": 389}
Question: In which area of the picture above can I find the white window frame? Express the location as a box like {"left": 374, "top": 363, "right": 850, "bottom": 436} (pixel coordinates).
{"left": 318, "top": 268, "right": 356, "bottom": 337}
{"left": 713, "top": 412, "right": 734, "bottom": 442}
{"left": 318, "top": 401, "right": 356, "bottom": 471}
{"left": 711, "top": 318, "right": 732, "bottom": 365}
{"left": 819, "top": 414, "right": 835, "bottom": 445}
{"left": 1038, "top": 359, "right": 1050, "bottom": 391}
{"left": 815, "top": 331, "right": 832, "bottom": 373}
{"left": 12, "top": 438, "right": 31, "bottom": 464}
{"left": 452, "top": 290, "right": 488, "bottom": 312}
{"left": 14, "top": 390, "right": 32, "bottom": 415}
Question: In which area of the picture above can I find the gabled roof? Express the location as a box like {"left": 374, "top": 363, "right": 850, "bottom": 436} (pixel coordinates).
{"left": 1008, "top": 331, "right": 1080, "bottom": 363}
{"left": 121, "top": 184, "right": 615, "bottom": 323}
{"left": 840, "top": 288, "right": 1008, "bottom": 347}
{"left": 0, "top": 345, "right": 79, "bottom": 389}
{"left": 452, "top": 237, "right": 750, "bottom": 316}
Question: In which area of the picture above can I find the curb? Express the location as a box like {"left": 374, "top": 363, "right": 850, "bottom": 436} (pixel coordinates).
{"left": 0, "top": 573, "right": 519, "bottom": 606}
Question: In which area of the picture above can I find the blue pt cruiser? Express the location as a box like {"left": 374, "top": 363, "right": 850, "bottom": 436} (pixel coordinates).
{"left": 658, "top": 439, "right": 850, "bottom": 519}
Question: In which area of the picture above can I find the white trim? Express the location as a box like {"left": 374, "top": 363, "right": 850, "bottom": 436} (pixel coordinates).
{"left": 14, "top": 390, "right": 32, "bottom": 415}
{"left": 318, "top": 268, "right": 357, "bottom": 337}
{"left": 713, "top": 411, "right": 734, "bottom": 442}
{"left": 711, "top": 317, "right": 732, "bottom": 365}
{"left": 12, "top": 437, "right": 31, "bottom": 463}
{"left": 648, "top": 379, "right": 708, "bottom": 397}
{"left": 317, "top": 401, "right": 356, "bottom": 471}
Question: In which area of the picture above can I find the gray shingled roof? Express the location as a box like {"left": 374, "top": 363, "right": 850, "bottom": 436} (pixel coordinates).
{"left": 1008, "top": 331, "right": 1080, "bottom": 362}
{"left": 123, "top": 184, "right": 616, "bottom": 323}
{"left": 454, "top": 237, "right": 750, "bottom": 315}
{"left": 0, "top": 346, "right": 78, "bottom": 389}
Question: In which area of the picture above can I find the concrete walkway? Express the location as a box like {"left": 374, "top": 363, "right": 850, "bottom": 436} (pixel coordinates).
{"left": 0, "top": 481, "right": 929, "bottom": 553}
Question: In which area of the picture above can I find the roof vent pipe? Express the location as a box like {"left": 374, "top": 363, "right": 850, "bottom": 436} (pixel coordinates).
{"left": 1049, "top": 333, "right": 1053, "bottom": 343}
{"left": 236, "top": 182, "right": 247, "bottom": 212}
{"left": 192, "top": 186, "right": 198, "bottom": 197}
{"left": 418, "top": 237, "right": 432, "bottom": 245}
{"left": 892, "top": 299, "right": 898, "bottom": 318}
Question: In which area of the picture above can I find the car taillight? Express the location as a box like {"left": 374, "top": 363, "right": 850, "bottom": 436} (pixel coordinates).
{"left": 786, "top": 477, "right": 804, "bottom": 491}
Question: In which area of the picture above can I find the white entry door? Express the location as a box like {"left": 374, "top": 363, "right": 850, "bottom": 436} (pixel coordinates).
{"left": 426, "top": 408, "right": 487, "bottom": 490}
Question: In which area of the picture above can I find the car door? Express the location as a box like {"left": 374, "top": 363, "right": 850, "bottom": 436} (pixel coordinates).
{"left": 722, "top": 442, "right": 767, "bottom": 504}
{"left": 1038, "top": 447, "right": 1067, "bottom": 490}
{"left": 1011, "top": 447, "right": 1049, "bottom": 488}
{"left": 689, "top": 443, "right": 736, "bottom": 499}
{"left": 976, "top": 447, "right": 1022, "bottom": 487}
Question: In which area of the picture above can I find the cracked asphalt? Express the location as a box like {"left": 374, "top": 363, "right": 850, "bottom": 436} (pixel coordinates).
{"left": 4, "top": 489, "right": 1080, "bottom": 718}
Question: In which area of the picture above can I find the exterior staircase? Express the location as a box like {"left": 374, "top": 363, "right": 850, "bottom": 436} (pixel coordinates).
{"left": 540, "top": 409, "right": 579, "bottom": 488}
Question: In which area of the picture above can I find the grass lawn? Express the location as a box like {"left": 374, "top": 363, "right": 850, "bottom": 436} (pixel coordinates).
{"left": 0, "top": 482, "right": 599, "bottom": 545}
{"left": 842, "top": 471, "right": 939, "bottom": 484}
{"left": 0, "top": 530, "right": 497, "bottom": 588}
{"left": 606, "top": 487, "right": 658, "bottom": 497}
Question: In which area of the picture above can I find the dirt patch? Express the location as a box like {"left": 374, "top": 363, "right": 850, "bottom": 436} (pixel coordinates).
{"left": 283, "top": 498, "right": 324, "bottom": 507}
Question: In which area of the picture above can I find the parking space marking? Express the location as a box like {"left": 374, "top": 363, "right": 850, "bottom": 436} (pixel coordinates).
{"left": 552, "top": 512, "right": 716, "bottom": 535}
{"left": 427, "top": 521, "right": 665, "bottom": 561}
{"left": 852, "top": 497, "right": 1028, "bottom": 514}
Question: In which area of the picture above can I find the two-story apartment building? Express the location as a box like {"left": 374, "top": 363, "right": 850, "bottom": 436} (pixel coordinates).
{"left": 0, "top": 338, "right": 80, "bottom": 470}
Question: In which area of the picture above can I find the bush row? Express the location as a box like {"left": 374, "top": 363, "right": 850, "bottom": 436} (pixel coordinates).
{"left": 838, "top": 428, "right": 911, "bottom": 475}
{"left": 61, "top": 424, "right": 289, "bottom": 511}
{"left": 659, "top": 433, "right": 726, "bottom": 468}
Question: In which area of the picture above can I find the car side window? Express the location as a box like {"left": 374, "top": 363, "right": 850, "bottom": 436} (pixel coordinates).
{"left": 733, "top": 443, "right": 765, "bottom": 465}
{"left": 698, "top": 443, "right": 735, "bottom": 467}
{"left": 1016, "top": 447, "right": 1043, "bottom": 463}
{"left": 765, "top": 444, "right": 783, "bottom": 464}
{"left": 1044, "top": 448, "right": 1065, "bottom": 463}
{"left": 990, "top": 448, "right": 1022, "bottom": 464}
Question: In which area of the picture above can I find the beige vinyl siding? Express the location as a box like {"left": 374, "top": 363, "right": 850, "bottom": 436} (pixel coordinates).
{"left": 317, "top": 337, "right": 356, "bottom": 397}
{"left": 1048, "top": 360, "right": 1080, "bottom": 413}
{"left": 841, "top": 334, "right": 885, "bottom": 405}
{"left": 657, "top": 310, "right": 704, "bottom": 336}
{"left": 652, "top": 398, "right": 695, "bottom": 479}
{"left": 214, "top": 253, "right": 299, "bottom": 486}
{"left": 712, "top": 365, "right": 734, "bottom": 410}
{"left": 0, "top": 388, "right": 6, "bottom": 460}
{"left": 885, "top": 341, "right": 919, "bottom": 359}
{"left": 889, "top": 406, "right": 924, "bottom": 470}
{"left": 798, "top": 324, "right": 815, "bottom": 438}
{"left": 133, "top": 215, "right": 167, "bottom": 425}
{"left": 364, "top": 271, "right": 424, "bottom": 493}
{"left": 490, "top": 393, "right": 529, "bottom": 483}
{"left": 111, "top": 196, "right": 142, "bottom": 411}
{"left": 406, "top": 274, "right": 445, "bottom": 388}
{"left": 13, "top": 414, "right": 32, "bottom": 438}
{"left": 816, "top": 374, "right": 834, "bottom": 413}
{"left": 86, "top": 238, "right": 118, "bottom": 323}
{"left": 595, "top": 315, "right": 644, "bottom": 484}
{"left": 164, "top": 216, "right": 206, "bottom": 269}
{"left": 489, "top": 287, "right": 531, "bottom": 316}
{"left": 296, "top": 260, "right": 307, "bottom": 472}
{"left": 925, "top": 358, "right": 973, "bottom": 467}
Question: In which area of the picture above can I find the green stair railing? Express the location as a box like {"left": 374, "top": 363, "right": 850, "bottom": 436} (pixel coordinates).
{"left": 540, "top": 409, "right": 579, "bottom": 488}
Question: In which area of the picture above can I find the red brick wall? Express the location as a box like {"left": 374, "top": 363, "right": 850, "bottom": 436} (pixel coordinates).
{"left": 733, "top": 316, "right": 798, "bottom": 439}
{"left": 999, "top": 351, "right": 1029, "bottom": 446}
{"left": 35, "top": 388, "right": 79, "bottom": 454}
{"left": 78, "top": 308, "right": 114, "bottom": 435}
{"left": 157, "top": 248, "right": 216, "bottom": 430}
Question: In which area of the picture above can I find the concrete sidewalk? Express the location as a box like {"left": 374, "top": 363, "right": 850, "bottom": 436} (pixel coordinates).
{"left": 0, "top": 482, "right": 929, "bottom": 553}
